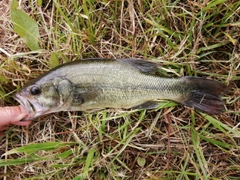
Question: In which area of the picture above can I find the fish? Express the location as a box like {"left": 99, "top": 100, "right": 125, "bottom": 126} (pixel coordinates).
{"left": 14, "top": 58, "right": 226, "bottom": 120}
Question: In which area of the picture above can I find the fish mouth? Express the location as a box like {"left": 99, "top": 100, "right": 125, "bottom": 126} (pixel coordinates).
{"left": 14, "top": 93, "right": 47, "bottom": 120}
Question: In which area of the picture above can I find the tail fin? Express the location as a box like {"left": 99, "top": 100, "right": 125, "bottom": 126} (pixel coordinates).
{"left": 181, "top": 77, "right": 226, "bottom": 114}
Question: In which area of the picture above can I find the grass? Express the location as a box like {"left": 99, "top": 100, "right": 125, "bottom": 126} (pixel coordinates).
{"left": 0, "top": 0, "right": 240, "bottom": 179}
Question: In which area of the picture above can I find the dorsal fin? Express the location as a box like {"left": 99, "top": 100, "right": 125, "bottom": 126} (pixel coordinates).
{"left": 117, "top": 58, "right": 160, "bottom": 75}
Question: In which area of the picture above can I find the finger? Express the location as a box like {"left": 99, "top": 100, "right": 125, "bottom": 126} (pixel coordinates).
{"left": 0, "top": 125, "right": 9, "bottom": 131}
{"left": 0, "top": 106, "right": 28, "bottom": 126}
{"left": 11, "top": 121, "right": 32, "bottom": 126}
{"left": 10, "top": 106, "right": 28, "bottom": 123}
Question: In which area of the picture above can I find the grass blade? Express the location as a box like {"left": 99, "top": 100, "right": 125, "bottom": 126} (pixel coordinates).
{"left": 2, "top": 142, "right": 76, "bottom": 157}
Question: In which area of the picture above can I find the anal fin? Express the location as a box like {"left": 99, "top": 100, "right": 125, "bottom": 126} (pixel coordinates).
{"left": 130, "top": 101, "right": 160, "bottom": 110}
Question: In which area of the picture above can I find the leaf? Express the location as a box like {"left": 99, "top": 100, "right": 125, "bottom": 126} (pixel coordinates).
{"left": 49, "top": 52, "right": 60, "bottom": 68}
{"left": 10, "top": 0, "right": 18, "bottom": 9}
{"left": 37, "top": 0, "right": 42, "bottom": 6}
{"left": 72, "top": 175, "right": 85, "bottom": 180}
{"left": 137, "top": 157, "right": 146, "bottom": 167}
{"left": 10, "top": 0, "right": 40, "bottom": 51}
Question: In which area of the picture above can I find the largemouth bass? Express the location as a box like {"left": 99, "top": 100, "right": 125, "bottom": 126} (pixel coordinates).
{"left": 15, "top": 58, "right": 226, "bottom": 120}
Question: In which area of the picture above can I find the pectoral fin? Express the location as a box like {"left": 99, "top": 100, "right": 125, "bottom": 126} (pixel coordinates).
{"left": 72, "top": 86, "right": 98, "bottom": 105}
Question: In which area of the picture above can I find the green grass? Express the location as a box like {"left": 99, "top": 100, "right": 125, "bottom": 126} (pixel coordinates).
{"left": 0, "top": 0, "right": 240, "bottom": 179}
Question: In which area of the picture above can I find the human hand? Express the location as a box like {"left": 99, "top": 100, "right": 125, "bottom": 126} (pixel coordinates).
{"left": 0, "top": 106, "right": 31, "bottom": 137}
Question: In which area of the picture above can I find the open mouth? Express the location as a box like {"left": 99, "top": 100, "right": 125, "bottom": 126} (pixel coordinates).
{"left": 14, "top": 93, "right": 52, "bottom": 120}
{"left": 15, "top": 93, "right": 34, "bottom": 112}
{"left": 14, "top": 93, "right": 38, "bottom": 120}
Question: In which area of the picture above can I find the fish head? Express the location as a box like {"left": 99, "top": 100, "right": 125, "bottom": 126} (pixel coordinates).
{"left": 14, "top": 78, "right": 73, "bottom": 120}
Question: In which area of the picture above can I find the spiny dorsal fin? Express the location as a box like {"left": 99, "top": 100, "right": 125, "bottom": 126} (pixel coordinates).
{"left": 117, "top": 58, "right": 160, "bottom": 75}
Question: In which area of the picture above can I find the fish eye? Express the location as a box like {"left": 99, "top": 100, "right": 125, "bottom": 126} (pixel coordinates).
{"left": 30, "top": 86, "right": 41, "bottom": 95}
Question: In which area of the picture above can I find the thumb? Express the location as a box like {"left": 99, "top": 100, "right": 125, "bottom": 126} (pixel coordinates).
{"left": 0, "top": 106, "right": 28, "bottom": 126}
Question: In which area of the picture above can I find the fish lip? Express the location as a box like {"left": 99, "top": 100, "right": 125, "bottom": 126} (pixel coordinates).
{"left": 14, "top": 93, "right": 34, "bottom": 117}
{"left": 14, "top": 93, "right": 44, "bottom": 120}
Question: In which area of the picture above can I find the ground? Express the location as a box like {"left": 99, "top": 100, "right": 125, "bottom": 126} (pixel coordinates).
{"left": 0, "top": 0, "right": 240, "bottom": 179}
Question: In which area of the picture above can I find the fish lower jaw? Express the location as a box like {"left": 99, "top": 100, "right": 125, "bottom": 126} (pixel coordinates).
{"left": 14, "top": 93, "right": 46, "bottom": 120}
{"left": 15, "top": 94, "right": 33, "bottom": 114}
{"left": 21, "top": 108, "right": 50, "bottom": 120}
